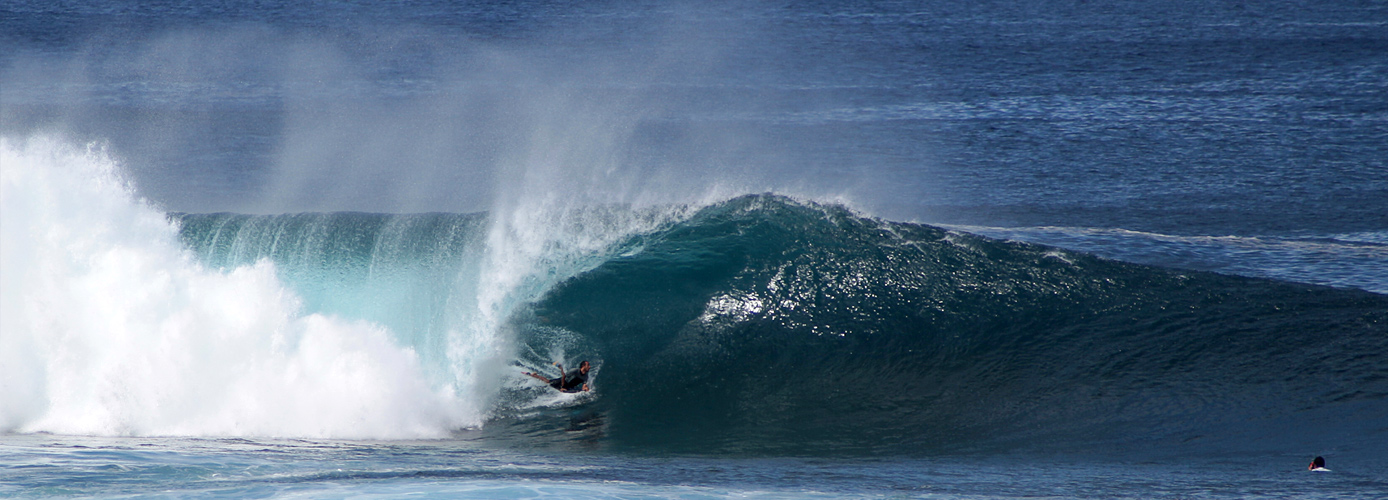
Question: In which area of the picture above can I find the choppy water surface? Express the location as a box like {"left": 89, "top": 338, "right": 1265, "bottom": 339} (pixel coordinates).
{"left": 4, "top": 435, "right": 1384, "bottom": 499}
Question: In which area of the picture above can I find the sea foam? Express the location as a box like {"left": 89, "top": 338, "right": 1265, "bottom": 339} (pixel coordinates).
{"left": 0, "top": 136, "right": 470, "bottom": 438}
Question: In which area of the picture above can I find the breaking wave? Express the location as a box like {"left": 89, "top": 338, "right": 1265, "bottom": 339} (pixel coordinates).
{"left": 5, "top": 136, "right": 1386, "bottom": 457}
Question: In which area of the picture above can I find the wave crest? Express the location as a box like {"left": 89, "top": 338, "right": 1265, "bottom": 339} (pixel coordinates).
{"left": 522, "top": 195, "right": 1388, "bottom": 453}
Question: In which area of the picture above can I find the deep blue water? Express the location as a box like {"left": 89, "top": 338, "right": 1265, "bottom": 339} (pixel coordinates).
{"left": 3, "top": 0, "right": 1387, "bottom": 498}
{"left": 4, "top": 434, "right": 1386, "bottom": 499}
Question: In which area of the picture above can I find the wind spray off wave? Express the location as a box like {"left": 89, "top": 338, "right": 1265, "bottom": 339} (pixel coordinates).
{"left": 0, "top": 136, "right": 470, "bottom": 438}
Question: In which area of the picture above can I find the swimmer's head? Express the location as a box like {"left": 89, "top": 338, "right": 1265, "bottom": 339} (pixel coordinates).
{"left": 1309, "top": 456, "right": 1325, "bottom": 470}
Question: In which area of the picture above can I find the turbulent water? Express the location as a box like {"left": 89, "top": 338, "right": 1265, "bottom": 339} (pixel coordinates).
{"left": 162, "top": 193, "right": 1388, "bottom": 457}
{"left": 4, "top": 0, "right": 1388, "bottom": 498}
{"left": 161, "top": 190, "right": 1388, "bottom": 452}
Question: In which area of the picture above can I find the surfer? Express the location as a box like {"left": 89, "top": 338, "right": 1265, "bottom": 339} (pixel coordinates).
{"left": 1308, "top": 456, "right": 1327, "bottom": 471}
{"left": 524, "top": 361, "right": 591, "bottom": 393}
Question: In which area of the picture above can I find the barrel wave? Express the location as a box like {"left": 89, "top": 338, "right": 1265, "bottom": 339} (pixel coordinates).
{"left": 115, "top": 196, "right": 1388, "bottom": 455}
{"left": 6, "top": 138, "right": 1385, "bottom": 454}
{"left": 514, "top": 195, "right": 1388, "bottom": 455}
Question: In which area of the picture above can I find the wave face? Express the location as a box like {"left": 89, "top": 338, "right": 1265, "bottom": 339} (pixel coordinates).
{"left": 519, "top": 195, "right": 1388, "bottom": 454}
{"left": 7, "top": 136, "right": 1386, "bottom": 454}
{"left": 173, "top": 211, "right": 489, "bottom": 384}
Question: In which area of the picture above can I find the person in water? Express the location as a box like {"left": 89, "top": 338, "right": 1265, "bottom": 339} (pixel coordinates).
{"left": 524, "top": 361, "right": 590, "bottom": 393}
{"left": 1309, "top": 456, "right": 1327, "bottom": 470}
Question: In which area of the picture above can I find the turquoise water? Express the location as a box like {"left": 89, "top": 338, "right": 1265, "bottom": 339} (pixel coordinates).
{"left": 3, "top": 0, "right": 1386, "bottom": 497}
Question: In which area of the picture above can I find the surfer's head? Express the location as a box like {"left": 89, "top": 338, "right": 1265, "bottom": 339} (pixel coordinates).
{"left": 579, "top": 361, "right": 590, "bottom": 374}
{"left": 1309, "top": 456, "right": 1325, "bottom": 470}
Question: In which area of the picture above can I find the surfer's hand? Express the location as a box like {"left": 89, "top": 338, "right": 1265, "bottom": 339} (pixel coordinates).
{"left": 582, "top": 384, "right": 589, "bottom": 392}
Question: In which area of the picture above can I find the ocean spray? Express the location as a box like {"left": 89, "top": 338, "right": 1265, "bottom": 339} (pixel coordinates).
{"left": 1, "top": 134, "right": 717, "bottom": 438}
{"left": 0, "top": 136, "right": 469, "bottom": 438}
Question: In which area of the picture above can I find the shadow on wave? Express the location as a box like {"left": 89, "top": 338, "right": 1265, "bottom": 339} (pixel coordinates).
{"left": 500, "top": 194, "right": 1388, "bottom": 456}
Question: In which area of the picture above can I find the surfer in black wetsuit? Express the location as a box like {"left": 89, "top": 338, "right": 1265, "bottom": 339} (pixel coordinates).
{"left": 1309, "top": 456, "right": 1326, "bottom": 470}
{"left": 524, "top": 360, "right": 590, "bottom": 393}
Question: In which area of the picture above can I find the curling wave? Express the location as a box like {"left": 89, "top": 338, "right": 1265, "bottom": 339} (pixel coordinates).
{"left": 6, "top": 136, "right": 1385, "bottom": 455}
{"left": 510, "top": 195, "right": 1388, "bottom": 454}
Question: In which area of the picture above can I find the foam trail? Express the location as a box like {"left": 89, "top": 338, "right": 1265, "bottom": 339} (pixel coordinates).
{"left": 0, "top": 136, "right": 469, "bottom": 438}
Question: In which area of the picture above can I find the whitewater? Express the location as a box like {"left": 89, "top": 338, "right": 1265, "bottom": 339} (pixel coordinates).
{"left": 7, "top": 132, "right": 1385, "bottom": 449}
{"left": 6, "top": 132, "right": 1387, "bottom": 498}
{"left": 2, "top": 135, "right": 703, "bottom": 439}
{"left": 4, "top": 0, "right": 1388, "bottom": 498}
{"left": 2, "top": 137, "right": 470, "bottom": 438}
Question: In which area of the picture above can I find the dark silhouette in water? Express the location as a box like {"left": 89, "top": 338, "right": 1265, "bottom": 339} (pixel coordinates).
{"left": 525, "top": 361, "right": 591, "bottom": 393}
{"left": 1309, "top": 456, "right": 1327, "bottom": 470}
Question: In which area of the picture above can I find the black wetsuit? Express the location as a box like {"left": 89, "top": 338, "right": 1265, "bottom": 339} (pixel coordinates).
{"left": 549, "top": 368, "right": 587, "bottom": 392}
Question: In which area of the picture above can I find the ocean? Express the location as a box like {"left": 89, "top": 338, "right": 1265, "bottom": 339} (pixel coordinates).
{"left": 2, "top": 0, "right": 1386, "bottom": 498}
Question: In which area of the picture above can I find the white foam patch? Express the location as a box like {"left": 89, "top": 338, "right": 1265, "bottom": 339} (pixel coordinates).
{"left": 1, "top": 136, "right": 471, "bottom": 438}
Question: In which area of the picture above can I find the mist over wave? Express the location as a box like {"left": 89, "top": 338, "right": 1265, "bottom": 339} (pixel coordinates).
{"left": 5, "top": 3, "right": 1388, "bottom": 498}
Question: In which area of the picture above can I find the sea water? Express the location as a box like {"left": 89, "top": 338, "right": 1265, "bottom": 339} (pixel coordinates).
{"left": 2, "top": 434, "right": 1383, "bottom": 499}
{"left": 3, "top": 1, "right": 1386, "bottom": 498}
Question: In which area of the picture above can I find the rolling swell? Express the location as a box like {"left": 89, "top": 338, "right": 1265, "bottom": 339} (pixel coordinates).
{"left": 522, "top": 195, "right": 1388, "bottom": 454}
